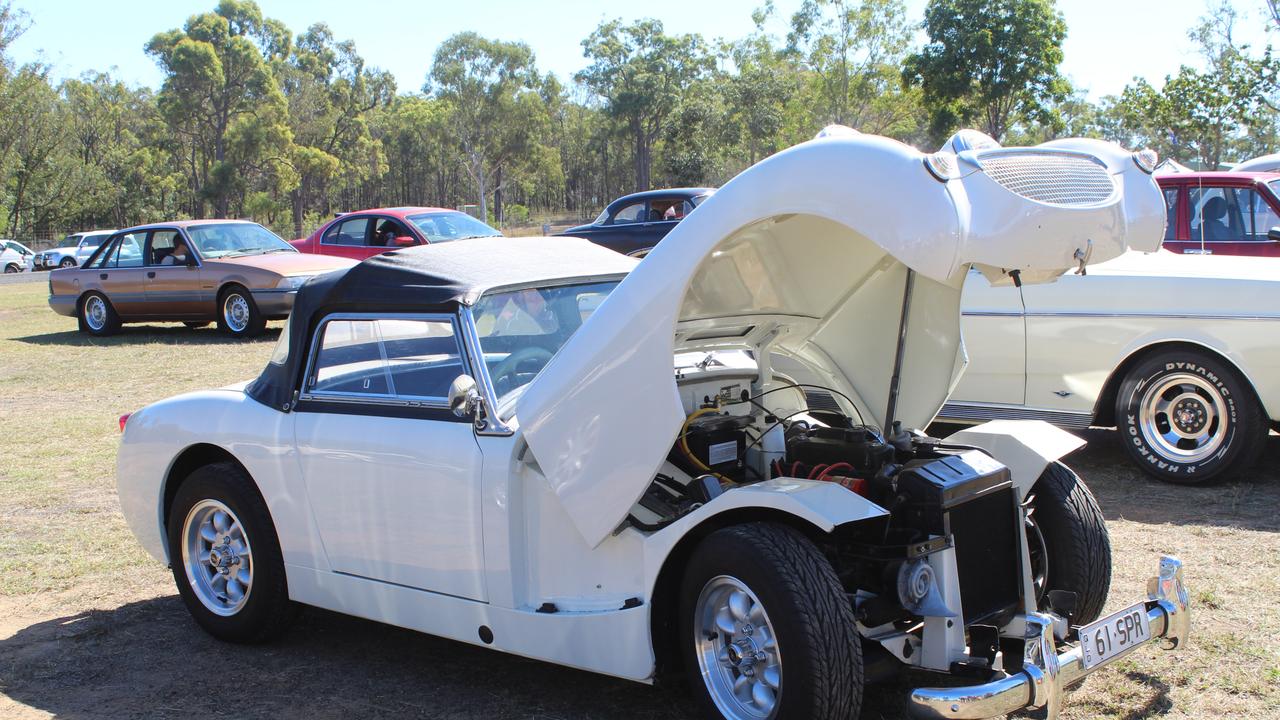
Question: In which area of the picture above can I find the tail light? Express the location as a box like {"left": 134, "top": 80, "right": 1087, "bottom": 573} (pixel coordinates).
{"left": 119, "top": 413, "right": 132, "bottom": 432}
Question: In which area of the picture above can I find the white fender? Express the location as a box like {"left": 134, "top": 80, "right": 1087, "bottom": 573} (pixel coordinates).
{"left": 943, "top": 420, "right": 1086, "bottom": 498}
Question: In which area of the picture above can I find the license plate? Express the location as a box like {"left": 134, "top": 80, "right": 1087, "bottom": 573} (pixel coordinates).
{"left": 1078, "top": 602, "right": 1151, "bottom": 669}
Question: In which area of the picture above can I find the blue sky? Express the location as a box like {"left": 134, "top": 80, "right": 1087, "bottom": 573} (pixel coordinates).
{"left": 11, "top": 0, "right": 1276, "bottom": 101}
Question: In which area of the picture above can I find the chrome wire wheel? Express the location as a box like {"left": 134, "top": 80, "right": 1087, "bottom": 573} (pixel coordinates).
{"left": 181, "top": 499, "right": 253, "bottom": 617}
{"left": 83, "top": 295, "right": 108, "bottom": 331}
{"left": 222, "top": 293, "right": 250, "bottom": 333}
{"left": 694, "top": 575, "right": 782, "bottom": 719}
{"left": 1138, "top": 372, "right": 1228, "bottom": 464}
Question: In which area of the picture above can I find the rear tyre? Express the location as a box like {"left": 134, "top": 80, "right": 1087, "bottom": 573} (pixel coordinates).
{"left": 167, "top": 462, "right": 295, "bottom": 643}
{"left": 1026, "top": 462, "right": 1111, "bottom": 625}
{"left": 3, "top": 263, "right": 17, "bottom": 274}
{"left": 77, "top": 292, "right": 121, "bottom": 336}
{"left": 1116, "top": 348, "right": 1265, "bottom": 484}
{"left": 217, "top": 285, "right": 266, "bottom": 338}
{"left": 680, "top": 522, "right": 862, "bottom": 720}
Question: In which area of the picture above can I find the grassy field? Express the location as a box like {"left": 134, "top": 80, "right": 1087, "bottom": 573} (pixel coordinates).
{"left": 0, "top": 280, "right": 1277, "bottom": 719}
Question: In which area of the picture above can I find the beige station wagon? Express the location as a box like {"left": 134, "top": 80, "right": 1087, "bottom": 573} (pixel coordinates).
{"left": 48, "top": 220, "right": 355, "bottom": 337}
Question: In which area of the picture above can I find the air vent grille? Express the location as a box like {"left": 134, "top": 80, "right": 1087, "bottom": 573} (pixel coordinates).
{"left": 978, "top": 152, "right": 1114, "bottom": 206}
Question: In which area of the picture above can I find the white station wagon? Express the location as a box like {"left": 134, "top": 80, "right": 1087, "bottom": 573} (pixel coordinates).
{"left": 117, "top": 129, "right": 1189, "bottom": 720}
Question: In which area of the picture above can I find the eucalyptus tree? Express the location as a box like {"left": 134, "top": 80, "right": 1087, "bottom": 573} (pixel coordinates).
{"left": 578, "top": 18, "right": 712, "bottom": 191}
{"left": 146, "top": 0, "right": 294, "bottom": 217}
{"left": 428, "top": 32, "right": 546, "bottom": 222}
{"left": 903, "top": 0, "right": 1067, "bottom": 143}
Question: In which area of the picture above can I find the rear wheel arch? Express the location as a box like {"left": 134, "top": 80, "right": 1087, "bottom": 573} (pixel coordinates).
{"left": 162, "top": 444, "right": 263, "bottom": 555}
{"left": 646, "top": 507, "right": 860, "bottom": 682}
{"left": 1093, "top": 340, "right": 1265, "bottom": 426}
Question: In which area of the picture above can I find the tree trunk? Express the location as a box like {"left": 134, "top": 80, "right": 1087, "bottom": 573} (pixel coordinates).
{"left": 632, "top": 118, "right": 650, "bottom": 192}
{"left": 494, "top": 165, "right": 504, "bottom": 227}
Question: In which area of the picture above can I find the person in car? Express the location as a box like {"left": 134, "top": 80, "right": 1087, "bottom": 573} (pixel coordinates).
{"left": 162, "top": 237, "right": 192, "bottom": 265}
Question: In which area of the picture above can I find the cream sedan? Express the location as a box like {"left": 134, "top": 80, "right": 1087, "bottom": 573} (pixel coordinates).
{"left": 944, "top": 249, "right": 1280, "bottom": 484}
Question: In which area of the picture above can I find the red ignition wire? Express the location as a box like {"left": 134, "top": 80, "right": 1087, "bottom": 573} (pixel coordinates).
{"left": 817, "top": 462, "right": 854, "bottom": 481}
{"left": 807, "top": 464, "right": 830, "bottom": 480}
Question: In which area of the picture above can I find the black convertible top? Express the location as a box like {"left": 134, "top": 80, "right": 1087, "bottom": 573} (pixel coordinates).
{"left": 245, "top": 237, "right": 636, "bottom": 411}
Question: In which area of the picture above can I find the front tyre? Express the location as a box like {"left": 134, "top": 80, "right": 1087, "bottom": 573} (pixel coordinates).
{"left": 167, "top": 462, "right": 295, "bottom": 643}
{"left": 680, "top": 523, "right": 862, "bottom": 720}
{"left": 1116, "top": 348, "right": 1265, "bottom": 484}
{"left": 3, "top": 263, "right": 18, "bottom": 274}
{"left": 1026, "top": 462, "right": 1111, "bottom": 625}
{"left": 217, "top": 285, "right": 266, "bottom": 338}
{"left": 59, "top": 257, "right": 76, "bottom": 268}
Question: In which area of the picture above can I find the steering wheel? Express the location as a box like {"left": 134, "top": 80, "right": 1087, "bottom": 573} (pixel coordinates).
{"left": 490, "top": 346, "right": 555, "bottom": 396}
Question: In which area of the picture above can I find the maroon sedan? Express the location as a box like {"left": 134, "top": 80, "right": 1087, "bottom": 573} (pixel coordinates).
{"left": 292, "top": 207, "right": 502, "bottom": 260}
{"left": 1157, "top": 171, "right": 1280, "bottom": 256}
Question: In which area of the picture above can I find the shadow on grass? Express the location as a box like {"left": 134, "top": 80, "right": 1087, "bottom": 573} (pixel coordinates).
{"left": 1116, "top": 670, "right": 1173, "bottom": 720}
{"left": 0, "top": 596, "right": 922, "bottom": 720}
{"left": 13, "top": 325, "right": 280, "bottom": 347}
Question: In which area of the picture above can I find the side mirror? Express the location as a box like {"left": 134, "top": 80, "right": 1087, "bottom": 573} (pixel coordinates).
{"left": 394, "top": 235, "right": 416, "bottom": 247}
{"left": 448, "top": 374, "right": 481, "bottom": 419}
{"left": 1269, "top": 227, "right": 1280, "bottom": 242}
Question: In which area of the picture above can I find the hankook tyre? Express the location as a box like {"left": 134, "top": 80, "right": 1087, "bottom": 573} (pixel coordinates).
{"left": 59, "top": 257, "right": 76, "bottom": 268}
{"left": 167, "top": 461, "right": 295, "bottom": 643}
{"left": 1116, "top": 348, "right": 1265, "bottom": 484}
{"left": 1026, "top": 462, "right": 1111, "bottom": 625}
{"left": 680, "top": 523, "right": 862, "bottom": 720}
{"left": 77, "top": 292, "right": 121, "bottom": 336}
{"left": 217, "top": 285, "right": 266, "bottom": 338}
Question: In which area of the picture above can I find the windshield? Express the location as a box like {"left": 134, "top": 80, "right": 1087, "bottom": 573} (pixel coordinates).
{"left": 57, "top": 236, "right": 80, "bottom": 248}
{"left": 406, "top": 212, "right": 502, "bottom": 243}
{"left": 187, "top": 222, "right": 297, "bottom": 259}
{"left": 472, "top": 280, "right": 620, "bottom": 412}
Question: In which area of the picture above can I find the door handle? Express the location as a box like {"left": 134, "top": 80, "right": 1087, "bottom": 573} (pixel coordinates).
{"left": 147, "top": 271, "right": 156, "bottom": 278}
{"left": 99, "top": 273, "right": 108, "bottom": 280}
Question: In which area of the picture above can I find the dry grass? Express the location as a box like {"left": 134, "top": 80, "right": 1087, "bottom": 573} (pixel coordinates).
{"left": 0, "top": 280, "right": 1277, "bottom": 719}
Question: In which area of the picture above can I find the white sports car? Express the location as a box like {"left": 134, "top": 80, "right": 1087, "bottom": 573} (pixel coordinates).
{"left": 116, "top": 129, "right": 1189, "bottom": 720}
{"left": 944, "top": 249, "right": 1280, "bottom": 483}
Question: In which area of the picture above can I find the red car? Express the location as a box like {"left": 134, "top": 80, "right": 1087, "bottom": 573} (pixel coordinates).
{"left": 292, "top": 206, "right": 503, "bottom": 260}
{"left": 1156, "top": 171, "right": 1280, "bottom": 256}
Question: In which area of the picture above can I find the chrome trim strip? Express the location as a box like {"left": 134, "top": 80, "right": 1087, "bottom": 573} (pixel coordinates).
{"left": 938, "top": 402, "right": 1094, "bottom": 429}
{"left": 458, "top": 305, "right": 514, "bottom": 436}
{"left": 962, "top": 310, "right": 1280, "bottom": 321}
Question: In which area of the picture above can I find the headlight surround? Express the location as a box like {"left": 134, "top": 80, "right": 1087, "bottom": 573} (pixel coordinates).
{"left": 923, "top": 152, "right": 959, "bottom": 182}
{"left": 1132, "top": 148, "right": 1159, "bottom": 174}
{"left": 275, "top": 275, "right": 311, "bottom": 290}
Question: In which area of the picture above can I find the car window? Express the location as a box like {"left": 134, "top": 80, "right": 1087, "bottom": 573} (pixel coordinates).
{"left": 370, "top": 218, "right": 412, "bottom": 247}
{"left": 323, "top": 217, "right": 371, "bottom": 246}
{"left": 472, "top": 281, "right": 620, "bottom": 407}
{"left": 187, "top": 222, "right": 295, "bottom": 258}
{"left": 85, "top": 237, "right": 119, "bottom": 269}
{"left": 1190, "top": 186, "right": 1280, "bottom": 242}
{"left": 309, "top": 317, "right": 464, "bottom": 401}
{"left": 406, "top": 212, "right": 501, "bottom": 243}
{"left": 611, "top": 202, "right": 646, "bottom": 225}
{"left": 56, "top": 236, "right": 80, "bottom": 249}
{"left": 1162, "top": 187, "right": 1180, "bottom": 242}
{"left": 650, "top": 198, "right": 693, "bottom": 221}
{"left": 80, "top": 235, "right": 105, "bottom": 251}
{"left": 101, "top": 233, "right": 145, "bottom": 269}
{"left": 147, "top": 230, "right": 181, "bottom": 265}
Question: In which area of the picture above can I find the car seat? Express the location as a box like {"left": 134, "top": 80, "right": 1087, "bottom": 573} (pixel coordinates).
{"left": 1199, "top": 196, "right": 1232, "bottom": 240}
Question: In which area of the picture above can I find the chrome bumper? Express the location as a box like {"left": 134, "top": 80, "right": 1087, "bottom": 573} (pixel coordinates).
{"left": 908, "top": 556, "right": 1190, "bottom": 720}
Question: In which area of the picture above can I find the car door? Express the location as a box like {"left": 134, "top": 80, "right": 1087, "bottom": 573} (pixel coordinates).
{"left": 143, "top": 228, "right": 207, "bottom": 317}
{"left": 949, "top": 267, "right": 1027, "bottom": 409}
{"left": 318, "top": 216, "right": 374, "bottom": 260}
{"left": 91, "top": 231, "right": 150, "bottom": 316}
{"left": 602, "top": 199, "right": 649, "bottom": 254}
{"left": 1175, "top": 180, "right": 1280, "bottom": 257}
{"left": 292, "top": 314, "right": 487, "bottom": 601}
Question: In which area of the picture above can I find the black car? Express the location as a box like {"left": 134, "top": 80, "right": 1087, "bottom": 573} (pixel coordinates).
{"left": 558, "top": 188, "right": 714, "bottom": 256}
